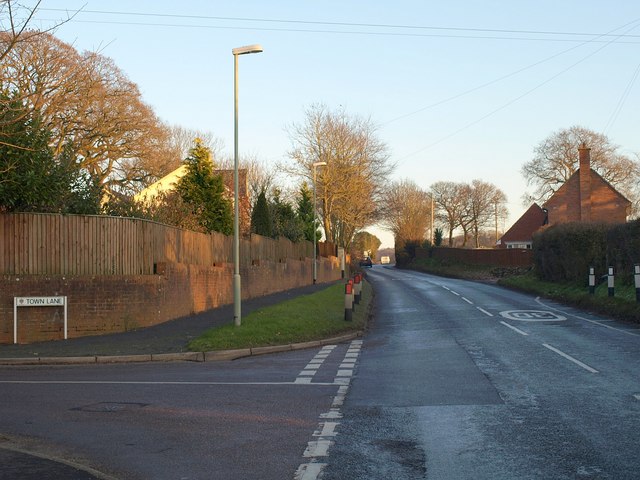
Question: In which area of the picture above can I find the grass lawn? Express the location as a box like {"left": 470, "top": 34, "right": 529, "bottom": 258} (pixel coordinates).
{"left": 188, "top": 280, "right": 371, "bottom": 352}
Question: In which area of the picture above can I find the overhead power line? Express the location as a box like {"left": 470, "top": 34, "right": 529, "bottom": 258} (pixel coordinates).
{"left": 39, "top": 8, "right": 640, "bottom": 43}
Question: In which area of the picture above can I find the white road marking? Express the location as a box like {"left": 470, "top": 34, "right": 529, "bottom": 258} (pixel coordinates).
{"left": 313, "top": 422, "right": 339, "bottom": 437}
{"left": 542, "top": 343, "right": 599, "bottom": 373}
{"left": 320, "top": 409, "right": 343, "bottom": 419}
{"left": 294, "top": 463, "right": 326, "bottom": 480}
{"left": 450, "top": 291, "right": 460, "bottom": 296}
{"left": 634, "top": 394, "right": 640, "bottom": 401}
{"left": 442, "top": 286, "right": 451, "bottom": 291}
{"left": 336, "top": 369, "right": 353, "bottom": 377}
{"left": 344, "top": 353, "right": 358, "bottom": 358}
{"left": 462, "top": 297, "right": 473, "bottom": 304}
{"left": 477, "top": 307, "right": 493, "bottom": 317}
{"left": 303, "top": 440, "right": 333, "bottom": 457}
{"left": 500, "top": 321, "right": 529, "bottom": 336}
{"left": 535, "top": 297, "right": 640, "bottom": 337}
{"left": 0, "top": 380, "right": 342, "bottom": 386}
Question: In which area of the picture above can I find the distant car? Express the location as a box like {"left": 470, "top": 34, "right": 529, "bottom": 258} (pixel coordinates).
{"left": 359, "top": 256, "right": 373, "bottom": 268}
{"left": 380, "top": 256, "right": 390, "bottom": 265}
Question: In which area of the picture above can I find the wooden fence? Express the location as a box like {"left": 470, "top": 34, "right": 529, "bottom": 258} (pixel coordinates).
{"left": 0, "top": 213, "right": 314, "bottom": 276}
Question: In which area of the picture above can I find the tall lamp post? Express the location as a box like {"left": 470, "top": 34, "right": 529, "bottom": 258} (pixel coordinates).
{"left": 312, "top": 161, "right": 327, "bottom": 284}
{"left": 232, "top": 44, "right": 262, "bottom": 327}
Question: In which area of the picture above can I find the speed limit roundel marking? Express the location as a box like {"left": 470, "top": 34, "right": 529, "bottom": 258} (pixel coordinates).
{"left": 499, "top": 310, "right": 566, "bottom": 322}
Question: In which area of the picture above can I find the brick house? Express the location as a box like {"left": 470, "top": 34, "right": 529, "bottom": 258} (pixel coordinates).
{"left": 498, "top": 144, "right": 631, "bottom": 248}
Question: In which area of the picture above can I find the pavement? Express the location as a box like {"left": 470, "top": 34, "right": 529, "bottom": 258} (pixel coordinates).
{"left": 0, "top": 281, "right": 363, "bottom": 479}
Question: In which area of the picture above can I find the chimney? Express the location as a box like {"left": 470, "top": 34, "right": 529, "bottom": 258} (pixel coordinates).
{"left": 578, "top": 143, "right": 591, "bottom": 222}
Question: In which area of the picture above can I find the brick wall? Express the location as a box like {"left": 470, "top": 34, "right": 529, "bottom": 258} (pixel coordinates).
{"left": 1, "top": 256, "right": 343, "bottom": 344}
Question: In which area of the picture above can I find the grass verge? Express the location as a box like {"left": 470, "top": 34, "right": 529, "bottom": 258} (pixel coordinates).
{"left": 403, "top": 258, "right": 640, "bottom": 323}
{"left": 187, "top": 281, "right": 371, "bottom": 352}
{"left": 499, "top": 272, "right": 640, "bottom": 322}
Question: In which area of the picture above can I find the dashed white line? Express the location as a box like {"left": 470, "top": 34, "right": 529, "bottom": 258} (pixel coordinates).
{"left": 477, "top": 307, "right": 493, "bottom": 317}
{"left": 294, "top": 462, "right": 326, "bottom": 480}
{"left": 634, "top": 394, "right": 640, "bottom": 401}
{"left": 500, "top": 320, "right": 529, "bottom": 336}
{"left": 461, "top": 297, "right": 473, "bottom": 305}
{"left": 542, "top": 343, "right": 599, "bottom": 373}
{"left": 450, "top": 291, "right": 460, "bottom": 296}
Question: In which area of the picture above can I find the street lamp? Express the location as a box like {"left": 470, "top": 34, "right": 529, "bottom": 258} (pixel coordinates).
{"left": 312, "top": 161, "right": 327, "bottom": 284}
{"left": 232, "top": 44, "right": 262, "bottom": 327}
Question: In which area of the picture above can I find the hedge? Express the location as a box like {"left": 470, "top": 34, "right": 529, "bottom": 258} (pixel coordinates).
{"left": 533, "top": 219, "right": 640, "bottom": 284}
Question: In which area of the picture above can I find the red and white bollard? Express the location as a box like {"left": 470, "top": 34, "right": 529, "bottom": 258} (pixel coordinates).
{"left": 353, "top": 274, "right": 362, "bottom": 305}
{"left": 345, "top": 281, "right": 353, "bottom": 321}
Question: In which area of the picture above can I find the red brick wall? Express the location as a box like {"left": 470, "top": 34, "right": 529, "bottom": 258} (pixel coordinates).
{"left": 0, "top": 256, "right": 343, "bottom": 344}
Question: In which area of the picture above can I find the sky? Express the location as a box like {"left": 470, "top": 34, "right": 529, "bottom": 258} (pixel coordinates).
{"left": 25, "top": 1, "right": 640, "bottom": 248}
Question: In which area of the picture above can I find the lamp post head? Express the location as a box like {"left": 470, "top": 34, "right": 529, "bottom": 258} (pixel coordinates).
{"left": 232, "top": 44, "right": 263, "bottom": 56}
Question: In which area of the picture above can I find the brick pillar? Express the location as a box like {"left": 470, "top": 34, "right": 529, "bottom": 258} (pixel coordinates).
{"left": 578, "top": 143, "right": 591, "bottom": 222}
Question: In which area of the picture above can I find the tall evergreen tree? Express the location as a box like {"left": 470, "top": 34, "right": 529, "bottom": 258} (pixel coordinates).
{"left": 251, "top": 190, "right": 272, "bottom": 237}
{"left": 0, "top": 92, "right": 101, "bottom": 213}
{"left": 175, "top": 139, "right": 232, "bottom": 235}
{"left": 297, "top": 182, "right": 320, "bottom": 243}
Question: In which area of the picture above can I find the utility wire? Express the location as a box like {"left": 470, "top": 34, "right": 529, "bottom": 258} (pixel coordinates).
{"left": 395, "top": 18, "right": 640, "bottom": 164}
{"left": 37, "top": 8, "right": 640, "bottom": 43}
{"left": 382, "top": 17, "right": 640, "bottom": 125}
{"left": 603, "top": 60, "right": 640, "bottom": 135}
{"left": 39, "top": 7, "right": 640, "bottom": 40}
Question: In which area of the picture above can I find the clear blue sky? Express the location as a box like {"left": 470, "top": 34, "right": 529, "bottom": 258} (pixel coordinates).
{"left": 30, "top": 1, "right": 640, "bottom": 248}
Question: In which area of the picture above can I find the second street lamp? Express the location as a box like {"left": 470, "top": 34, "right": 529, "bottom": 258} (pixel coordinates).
{"left": 232, "top": 44, "right": 262, "bottom": 327}
{"left": 312, "top": 161, "right": 327, "bottom": 284}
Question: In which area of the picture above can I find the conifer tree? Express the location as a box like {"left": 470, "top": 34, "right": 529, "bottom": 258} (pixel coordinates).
{"left": 176, "top": 139, "right": 232, "bottom": 235}
{"left": 250, "top": 190, "right": 272, "bottom": 237}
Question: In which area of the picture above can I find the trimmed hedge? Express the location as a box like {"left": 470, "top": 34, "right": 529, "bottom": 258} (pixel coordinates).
{"left": 533, "top": 220, "right": 640, "bottom": 284}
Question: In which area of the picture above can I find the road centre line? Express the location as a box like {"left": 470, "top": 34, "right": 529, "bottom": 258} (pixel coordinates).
{"left": 500, "top": 321, "right": 529, "bottom": 336}
{"left": 462, "top": 297, "right": 473, "bottom": 304}
{"left": 450, "top": 291, "right": 460, "bottom": 296}
{"left": 535, "top": 297, "right": 640, "bottom": 337}
{"left": 542, "top": 343, "right": 599, "bottom": 373}
{"left": 477, "top": 307, "right": 494, "bottom": 317}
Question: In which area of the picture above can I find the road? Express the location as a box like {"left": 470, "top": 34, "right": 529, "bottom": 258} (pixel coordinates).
{"left": 1, "top": 265, "right": 640, "bottom": 479}
{"left": 322, "top": 266, "right": 640, "bottom": 479}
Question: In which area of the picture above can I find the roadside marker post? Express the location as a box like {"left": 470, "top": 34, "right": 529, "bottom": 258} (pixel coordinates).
{"left": 344, "top": 282, "right": 353, "bottom": 321}
{"left": 608, "top": 266, "right": 615, "bottom": 297}
{"left": 353, "top": 274, "right": 361, "bottom": 305}
{"left": 634, "top": 264, "right": 640, "bottom": 303}
{"left": 588, "top": 267, "right": 595, "bottom": 295}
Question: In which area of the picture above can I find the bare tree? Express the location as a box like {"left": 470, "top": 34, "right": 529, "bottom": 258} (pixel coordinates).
{"left": 467, "top": 180, "right": 508, "bottom": 248}
{"left": 286, "top": 104, "right": 394, "bottom": 249}
{"left": 431, "top": 181, "right": 467, "bottom": 247}
{"left": 1, "top": 31, "right": 177, "bottom": 193}
{"left": 380, "top": 179, "right": 432, "bottom": 248}
{"left": 522, "top": 125, "right": 639, "bottom": 216}
{"left": 0, "top": 0, "right": 75, "bottom": 63}
{"left": 168, "top": 125, "right": 224, "bottom": 163}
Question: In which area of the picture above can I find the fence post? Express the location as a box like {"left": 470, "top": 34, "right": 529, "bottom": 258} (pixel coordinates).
{"left": 608, "top": 266, "right": 615, "bottom": 297}
{"left": 588, "top": 267, "right": 595, "bottom": 294}
{"left": 635, "top": 264, "right": 640, "bottom": 303}
{"left": 344, "top": 282, "right": 353, "bottom": 321}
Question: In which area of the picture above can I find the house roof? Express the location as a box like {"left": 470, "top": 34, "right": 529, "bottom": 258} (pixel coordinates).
{"left": 543, "top": 167, "right": 632, "bottom": 212}
{"left": 499, "top": 203, "right": 546, "bottom": 244}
